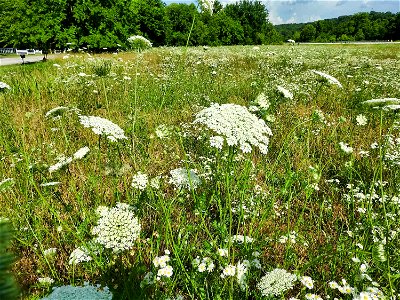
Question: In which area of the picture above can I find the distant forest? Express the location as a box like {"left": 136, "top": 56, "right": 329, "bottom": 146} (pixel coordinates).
{"left": 276, "top": 11, "right": 400, "bottom": 42}
{"left": 0, "top": 0, "right": 399, "bottom": 50}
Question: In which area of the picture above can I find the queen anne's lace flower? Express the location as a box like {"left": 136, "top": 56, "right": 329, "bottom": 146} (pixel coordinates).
{"left": 277, "top": 85, "right": 293, "bottom": 100}
{"left": 68, "top": 247, "right": 92, "bottom": 264}
{"left": 91, "top": 203, "right": 141, "bottom": 252}
{"left": 41, "top": 282, "right": 112, "bottom": 300}
{"left": 131, "top": 172, "right": 148, "bottom": 190}
{"left": 169, "top": 168, "right": 202, "bottom": 190}
{"left": 0, "top": 81, "right": 11, "bottom": 90}
{"left": 127, "top": 35, "right": 152, "bottom": 50}
{"left": 311, "top": 70, "right": 342, "bottom": 88}
{"left": 193, "top": 103, "right": 272, "bottom": 154}
{"left": 79, "top": 115, "right": 127, "bottom": 142}
{"left": 73, "top": 146, "right": 90, "bottom": 160}
{"left": 257, "top": 268, "right": 297, "bottom": 297}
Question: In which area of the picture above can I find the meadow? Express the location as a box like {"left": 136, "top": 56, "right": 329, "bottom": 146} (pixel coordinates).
{"left": 0, "top": 43, "right": 399, "bottom": 299}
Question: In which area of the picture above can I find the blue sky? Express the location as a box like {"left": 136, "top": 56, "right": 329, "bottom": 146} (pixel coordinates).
{"left": 163, "top": 0, "right": 400, "bottom": 24}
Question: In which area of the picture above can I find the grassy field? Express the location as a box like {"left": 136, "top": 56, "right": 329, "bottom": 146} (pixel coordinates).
{"left": 0, "top": 44, "right": 399, "bottom": 299}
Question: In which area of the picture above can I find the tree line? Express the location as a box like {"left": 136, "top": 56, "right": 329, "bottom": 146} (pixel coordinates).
{"left": 1, "top": 0, "right": 399, "bottom": 51}
{"left": 0, "top": 0, "right": 281, "bottom": 50}
{"left": 276, "top": 11, "right": 400, "bottom": 42}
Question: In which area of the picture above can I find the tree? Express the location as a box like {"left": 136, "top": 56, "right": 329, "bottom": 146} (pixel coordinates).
{"left": 225, "top": 0, "right": 270, "bottom": 45}
{"left": 300, "top": 24, "right": 316, "bottom": 42}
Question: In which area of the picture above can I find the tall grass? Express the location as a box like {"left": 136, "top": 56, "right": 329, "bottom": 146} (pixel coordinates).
{"left": 0, "top": 44, "right": 399, "bottom": 299}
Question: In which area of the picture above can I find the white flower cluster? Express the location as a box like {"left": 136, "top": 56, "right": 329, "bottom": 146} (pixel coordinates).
{"left": 153, "top": 250, "right": 173, "bottom": 279}
{"left": 329, "top": 279, "right": 354, "bottom": 294}
{"left": 48, "top": 155, "right": 73, "bottom": 173}
{"left": 362, "top": 98, "right": 400, "bottom": 110}
{"left": 300, "top": 276, "right": 314, "bottom": 289}
{"left": 127, "top": 35, "right": 152, "bottom": 50}
{"left": 339, "top": 142, "right": 353, "bottom": 154}
{"left": 68, "top": 247, "right": 92, "bottom": 265}
{"left": 277, "top": 85, "right": 293, "bottom": 100}
{"left": 43, "top": 248, "right": 57, "bottom": 257}
{"left": 91, "top": 203, "right": 141, "bottom": 252}
{"left": 254, "top": 93, "right": 270, "bottom": 110}
{"left": 48, "top": 146, "right": 90, "bottom": 173}
{"left": 384, "top": 134, "right": 400, "bottom": 166}
{"left": 220, "top": 261, "right": 250, "bottom": 290}
{"left": 73, "top": 146, "right": 90, "bottom": 160}
{"left": 311, "top": 70, "right": 343, "bottom": 88}
{"left": 169, "top": 168, "right": 202, "bottom": 190}
{"left": 155, "top": 124, "right": 174, "bottom": 139}
{"left": 79, "top": 115, "right": 127, "bottom": 142}
{"left": 192, "top": 256, "right": 215, "bottom": 273}
{"left": 41, "top": 282, "right": 112, "bottom": 300}
{"left": 305, "top": 293, "right": 323, "bottom": 300}
{"left": 193, "top": 103, "right": 272, "bottom": 154}
{"left": 199, "top": 0, "right": 214, "bottom": 14}
{"left": 45, "top": 106, "right": 79, "bottom": 120}
{"left": 0, "top": 81, "right": 11, "bottom": 90}
{"left": 257, "top": 268, "right": 297, "bottom": 297}
{"left": 226, "top": 234, "right": 254, "bottom": 244}
{"left": 38, "top": 277, "right": 54, "bottom": 285}
{"left": 356, "top": 114, "right": 368, "bottom": 126}
{"left": 131, "top": 171, "right": 148, "bottom": 190}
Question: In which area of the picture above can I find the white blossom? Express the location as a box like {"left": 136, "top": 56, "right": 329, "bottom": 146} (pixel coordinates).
{"left": 169, "top": 168, "right": 201, "bottom": 190}
{"left": 79, "top": 115, "right": 127, "bottom": 141}
{"left": 131, "top": 172, "right": 148, "bottom": 190}
{"left": 194, "top": 103, "right": 272, "bottom": 154}
{"left": 68, "top": 247, "right": 92, "bottom": 264}
{"left": 311, "top": 70, "right": 343, "bottom": 88}
{"left": 257, "top": 268, "right": 297, "bottom": 297}
{"left": 277, "top": 85, "right": 293, "bottom": 100}
{"left": 91, "top": 203, "right": 141, "bottom": 252}
{"left": 73, "top": 146, "right": 90, "bottom": 160}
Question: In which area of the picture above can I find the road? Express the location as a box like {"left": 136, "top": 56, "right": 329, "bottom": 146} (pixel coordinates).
{"left": 0, "top": 54, "right": 51, "bottom": 66}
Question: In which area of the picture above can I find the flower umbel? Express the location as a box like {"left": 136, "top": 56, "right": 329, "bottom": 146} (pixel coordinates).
{"left": 79, "top": 115, "right": 127, "bottom": 142}
{"left": 193, "top": 103, "right": 272, "bottom": 154}
{"left": 91, "top": 203, "right": 141, "bottom": 252}
{"left": 257, "top": 268, "right": 297, "bottom": 297}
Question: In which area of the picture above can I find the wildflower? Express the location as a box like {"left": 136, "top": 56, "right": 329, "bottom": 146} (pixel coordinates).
{"left": 221, "top": 264, "right": 236, "bottom": 278}
{"left": 329, "top": 281, "right": 339, "bottom": 289}
{"left": 199, "top": 0, "right": 214, "bottom": 14}
{"left": 38, "top": 277, "right": 54, "bottom": 285}
{"left": 301, "top": 276, "right": 314, "bottom": 289}
{"left": 209, "top": 136, "right": 224, "bottom": 149}
{"left": 40, "top": 182, "right": 61, "bottom": 187}
{"left": 311, "top": 70, "right": 342, "bottom": 88}
{"left": 227, "top": 234, "right": 254, "bottom": 244}
{"left": 356, "top": 114, "right": 368, "bottom": 126}
{"left": 0, "top": 81, "right": 11, "bottom": 90}
{"left": 45, "top": 106, "right": 72, "bottom": 119}
{"left": 360, "top": 263, "right": 368, "bottom": 273}
{"left": 257, "top": 268, "right": 297, "bottom": 297}
{"left": 131, "top": 172, "right": 148, "bottom": 190}
{"left": 362, "top": 98, "right": 400, "bottom": 107}
{"left": 43, "top": 248, "right": 57, "bottom": 257}
{"left": 157, "top": 265, "right": 173, "bottom": 278}
{"left": 155, "top": 124, "right": 173, "bottom": 139}
{"left": 91, "top": 203, "right": 141, "bottom": 252}
{"left": 305, "top": 293, "right": 323, "bottom": 300}
{"left": 193, "top": 103, "right": 272, "bottom": 154}
{"left": 255, "top": 93, "right": 270, "bottom": 110}
{"left": 236, "top": 261, "right": 249, "bottom": 290}
{"left": 79, "top": 115, "right": 127, "bottom": 142}
{"left": 68, "top": 247, "right": 92, "bottom": 264}
{"left": 153, "top": 255, "right": 170, "bottom": 268}
{"left": 149, "top": 176, "right": 161, "bottom": 190}
{"left": 277, "top": 85, "right": 293, "bottom": 100}
{"left": 169, "top": 168, "right": 202, "bottom": 190}
{"left": 218, "top": 248, "right": 228, "bottom": 257}
{"left": 339, "top": 142, "right": 353, "bottom": 154}
{"left": 49, "top": 155, "right": 73, "bottom": 173}
{"left": 127, "top": 35, "right": 152, "bottom": 51}
{"left": 73, "top": 146, "right": 90, "bottom": 160}
{"left": 40, "top": 282, "right": 112, "bottom": 300}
